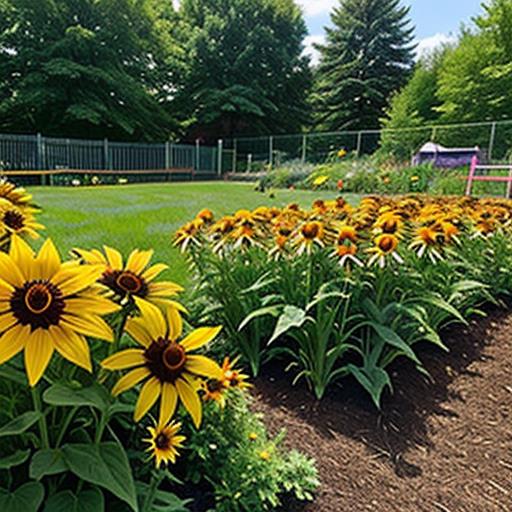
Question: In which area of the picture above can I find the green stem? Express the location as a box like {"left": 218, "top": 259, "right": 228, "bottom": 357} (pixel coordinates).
{"left": 31, "top": 386, "right": 50, "bottom": 449}
{"left": 142, "top": 471, "right": 163, "bottom": 512}
{"left": 111, "top": 311, "right": 129, "bottom": 355}
{"left": 94, "top": 411, "right": 108, "bottom": 445}
{"left": 55, "top": 406, "right": 78, "bottom": 447}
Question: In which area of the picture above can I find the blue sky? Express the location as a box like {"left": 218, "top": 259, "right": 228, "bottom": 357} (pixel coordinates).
{"left": 301, "top": 0, "right": 484, "bottom": 63}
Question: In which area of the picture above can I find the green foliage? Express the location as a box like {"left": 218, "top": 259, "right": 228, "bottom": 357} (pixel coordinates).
{"left": 313, "top": 0, "right": 415, "bottom": 132}
{"left": 184, "top": 392, "right": 319, "bottom": 511}
{"left": 175, "top": 0, "right": 312, "bottom": 139}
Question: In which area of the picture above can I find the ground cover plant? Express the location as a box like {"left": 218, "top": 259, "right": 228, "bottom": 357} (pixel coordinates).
{"left": 176, "top": 194, "right": 512, "bottom": 405}
{"left": 0, "top": 180, "right": 318, "bottom": 512}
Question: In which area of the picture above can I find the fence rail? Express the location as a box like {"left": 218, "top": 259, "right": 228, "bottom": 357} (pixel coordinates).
{"left": 224, "top": 119, "right": 512, "bottom": 172}
{"left": 0, "top": 133, "right": 234, "bottom": 185}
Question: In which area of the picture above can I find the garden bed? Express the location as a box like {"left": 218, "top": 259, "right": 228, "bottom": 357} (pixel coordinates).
{"left": 253, "top": 308, "right": 512, "bottom": 512}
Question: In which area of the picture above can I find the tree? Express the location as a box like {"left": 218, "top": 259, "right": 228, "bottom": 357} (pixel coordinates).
{"left": 0, "top": 0, "right": 179, "bottom": 140}
{"left": 313, "top": 0, "right": 415, "bottom": 132}
{"left": 173, "top": 0, "right": 312, "bottom": 140}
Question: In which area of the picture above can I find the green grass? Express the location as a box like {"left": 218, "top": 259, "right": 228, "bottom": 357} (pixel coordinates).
{"left": 30, "top": 181, "right": 353, "bottom": 286}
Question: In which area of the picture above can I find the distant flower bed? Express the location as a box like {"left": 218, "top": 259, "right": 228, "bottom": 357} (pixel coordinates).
{"left": 176, "top": 195, "right": 512, "bottom": 405}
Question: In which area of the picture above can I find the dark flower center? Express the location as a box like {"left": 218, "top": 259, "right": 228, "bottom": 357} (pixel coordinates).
{"left": 382, "top": 219, "right": 398, "bottom": 233}
{"left": 11, "top": 280, "right": 64, "bottom": 329}
{"left": 100, "top": 270, "right": 147, "bottom": 298}
{"left": 4, "top": 210, "right": 24, "bottom": 230}
{"left": 302, "top": 223, "right": 320, "bottom": 239}
{"left": 155, "top": 432, "right": 170, "bottom": 450}
{"left": 378, "top": 236, "right": 395, "bottom": 253}
{"left": 144, "top": 338, "right": 187, "bottom": 383}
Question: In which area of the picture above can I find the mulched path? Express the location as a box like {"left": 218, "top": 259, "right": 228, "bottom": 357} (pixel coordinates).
{"left": 253, "top": 309, "right": 512, "bottom": 512}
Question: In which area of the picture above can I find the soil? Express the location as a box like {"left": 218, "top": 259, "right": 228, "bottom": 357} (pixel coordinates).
{"left": 252, "top": 309, "right": 512, "bottom": 512}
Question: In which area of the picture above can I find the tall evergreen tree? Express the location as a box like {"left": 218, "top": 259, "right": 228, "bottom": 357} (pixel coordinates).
{"left": 313, "top": 0, "right": 415, "bottom": 132}
{"left": 173, "top": 0, "right": 312, "bottom": 140}
{"left": 0, "top": 0, "right": 179, "bottom": 140}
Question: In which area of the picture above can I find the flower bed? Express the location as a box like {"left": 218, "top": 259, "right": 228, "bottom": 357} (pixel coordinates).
{"left": 0, "top": 180, "right": 318, "bottom": 512}
{"left": 176, "top": 195, "right": 512, "bottom": 405}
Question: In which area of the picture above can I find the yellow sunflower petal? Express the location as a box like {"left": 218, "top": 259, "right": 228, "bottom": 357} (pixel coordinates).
{"left": 9, "top": 235, "right": 35, "bottom": 280}
{"left": 125, "top": 317, "right": 153, "bottom": 348}
{"left": 50, "top": 325, "right": 92, "bottom": 372}
{"left": 0, "top": 324, "right": 29, "bottom": 365}
{"left": 142, "top": 263, "right": 168, "bottom": 282}
{"left": 52, "top": 265, "right": 103, "bottom": 296}
{"left": 0, "top": 251, "right": 24, "bottom": 286}
{"left": 60, "top": 314, "right": 114, "bottom": 342}
{"left": 72, "top": 248, "right": 107, "bottom": 265}
{"left": 134, "top": 377, "right": 161, "bottom": 422}
{"left": 111, "top": 366, "right": 150, "bottom": 396}
{"left": 158, "top": 382, "right": 178, "bottom": 427}
{"left": 0, "top": 312, "right": 19, "bottom": 334}
{"left": 24, "top": 328, "right": 54, "bottom": 387}
{"left": 126, "top": 249, "right": 153, "bottom": 275}
{"left": 180, "top": 326, "right": 222, "bottom": 352}
{"left": 175, "top": 376, "right": 202, "bottom": 428}
{"left": 65, "top": 296, "right": 121, "bottom": 316}
{"left": 36, "top": 238, "right": 61, "bottom": 280}
{"left": 147, "top": 282, "right": 184, "bottom": 297}
{"left": 103, "top": 246, "right": 123, "bottom": 269}
{"left": 101, "top": 348, "right": 145, "bottom": 370}
{"left": 185, "top": 355, "right": 222, "bottom": 379}
{"left": 166, "top": 307, "right": 183, "bottom": 341}
{"left": 133, "top": 297, "right": 166, "bottom": 339}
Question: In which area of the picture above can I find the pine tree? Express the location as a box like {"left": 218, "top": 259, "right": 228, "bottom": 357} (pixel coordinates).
{"left": 313, "top": 0, "right": 415, "bottom": 132}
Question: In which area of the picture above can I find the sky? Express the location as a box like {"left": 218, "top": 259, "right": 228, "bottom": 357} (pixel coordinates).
{"left": 300, "top": 0, "right": 484, "bottom": 64}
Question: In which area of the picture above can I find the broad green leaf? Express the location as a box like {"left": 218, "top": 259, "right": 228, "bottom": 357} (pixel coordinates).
{"left": 348, "top": 364, "right": 391, "bottom": 409}
{"left": 43, "top": 382, "right": 110, "bottom": 411}
{"left": 369, "top": 322, "right": 420, "bottom": 364}
{"left": 0, "top": 412, "right": 41, "bottom": 438}
{"left": 268, "top": 305, "right": 308, "bottom": 345}
{"left": 62, "top": 442, "right": 137, "bottom": 511}
{"left": 43, "top": 488, "right": 104, "bottom": 512}
{"left": 0, "top": 482, "right": 44, "bottom": 512}
{"left": 241, "top": 272, "right": 276, "bottom": 294}
{"left": 420, "top": 295, "right": 467, "bottom": 325}
{"left": 30, "top": 449, "right": 68, "bottom": 480}
{"left": 0, "top": 449, "right": 30, "bottom": 469}
{"left": 238, "top": 305, "right": 282, "bottom": 331}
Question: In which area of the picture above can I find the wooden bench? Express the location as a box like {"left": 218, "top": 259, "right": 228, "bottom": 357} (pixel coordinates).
{"left": 465, "top": 156, "right": 512, "bottom": 198}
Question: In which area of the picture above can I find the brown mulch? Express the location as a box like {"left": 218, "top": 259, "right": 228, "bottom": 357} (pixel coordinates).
{"left": 253, "top": 309, "right": 512, "bottom": 512}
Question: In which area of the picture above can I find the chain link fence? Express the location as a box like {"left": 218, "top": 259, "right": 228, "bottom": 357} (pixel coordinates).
{"left": 223, "top": 120, "right": 512, "bottom": 173}
{"left": 0, "top": 133, "right": 235, "bottom": 185}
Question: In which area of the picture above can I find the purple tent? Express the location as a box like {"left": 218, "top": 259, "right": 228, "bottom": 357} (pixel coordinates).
{"left": 413, "top": 142, "right": 482, "bottom": 168}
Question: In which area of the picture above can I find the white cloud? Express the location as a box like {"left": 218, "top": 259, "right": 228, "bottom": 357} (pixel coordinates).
{"left": 416, "top": 33, "right": 457, "bottom": 58}
{"left": 303, "top": 34, "right": 325, "bottom": 66}
{"left": 297, "top": 0, "right": 337, "bottom": 17}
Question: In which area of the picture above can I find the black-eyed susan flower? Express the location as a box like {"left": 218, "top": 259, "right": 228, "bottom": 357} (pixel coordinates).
{"left": 409, "top": 226, "right": 444, "bottom": 262}
{"left": 0, "top": 236, "right": 119, "bottom": 386}
{"left": 294, "top": 221, "right": 324, "bottom": 255}
{"left": 73, "top": 246, "right": 183, "bottom": 310}
{"left": 144, "top": 421, "right": 185, "bottom": 468}
{"left": 221, "top": 356, "right": 250, "bottom": 390}
{"left": 0, "top": 204, "right": 44, "bottom": 240}
{"left": 101, "top": 299, "right": 222, "bottom": 427}
{"left": 367, "top": 234, "right": 403, "bottom": 268}
{"left": 174, "top": 221, "right": 203, "bottom": 252}
{"left": 0, "top": 180, "right": 34, "bottom": 208}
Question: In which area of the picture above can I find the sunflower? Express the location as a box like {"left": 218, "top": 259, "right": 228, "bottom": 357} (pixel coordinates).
{"left": 294, "top": 221, "right": 324, "bottom": 255}
{"left": 0, "top": 180, "right": 34, "bottom": 208}
{"left": 221, "top": 356, "right": 250, "bottom": 390}
{"left": 409, "top": 226, "right": 444, "bottom": 261}
{"left": 73, "top": 246, "right": 183, "bottom": 310}
{"left": 367, "top": 234, "right": 403, "bottom": 268}
{"left": 101, "top": 299, "right": 222, "bottom": 427}
{"left": 174, "top": 221, "right": 202, "bottom": 252}
{"left": 144, "top": 421, "right": 186, "bottom": 468}
{"left": 0, "top": 236, "right": 119, "bottom": 386}
{"left": 0, "top": 204, "right": 44, "bottom": 240}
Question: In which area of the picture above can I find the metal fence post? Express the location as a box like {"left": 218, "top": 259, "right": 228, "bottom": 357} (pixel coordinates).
{"left": 165, "top": 141, "right": 170, "bottom": 170}
{"left": 195, "top": 139, "right": 200, "bottom": 172}
{"left": 247, "top": 153, "right": 252, "bottom": 173}
{"left": 488, "top": 122, "right": 497, "bottom": 161}
{"left": 37, "top": 133, "right": 48, "bottom": 185}
{"left": 232, "top": 139, "right": 237, "bottom": 173}
{"left": 301, "top": 134, "right": 307, "bottom": 163}
{"left": 268, "top": 136, "right": 273, "bottom": 168}
{"left": 356, "top": 131, "right": 363, "bottom": 157}
{"left": 103, "top": 138, "right": 110, "bottom": 170}
{"left": 217, "top": 139, "right": 223, "bottom": 177}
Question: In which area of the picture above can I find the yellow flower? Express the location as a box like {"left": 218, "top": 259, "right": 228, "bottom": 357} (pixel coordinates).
{"left": 101, "top": 299, "right": 222, "bottom": 427}
{"left": 196, "top": 208, "right": 214, "bottom": 224}
{"left": 410, "top": 175, "right": 420, "bottom": 182}
{"left": 0, "top": 236, "right": 119, "bottom": 386}
{"left": 144, "top": 421, "right": 186, "bottom": 468}
{"left": 337, "top": 148, "right": 347, "bottom": 159}
{"left": 312, "top": 175, "right": 329, "bottom": 187}
{"left": 259, "top": 450, "right": 271, "bottom": 461}
{"left": 367, "top": 234, "right": 403, "bottom": 268}
{"left": 409, "top": 226, "right": 444, "bottom": 262}
{"left": 174, "top": 221, "right": 202, "bottom": 252}
{"left": 0, "top": 204, "right": 44, "bottom": 240}
{"left": 73, "top": 246, "right": 183, "bottom": 310}
{"left": 0, "top": 180, "right": 33, "bottom": 208}
{"left": 248, "top": 432, "right": 258, "bottom": 441}
{"left": 294, "top": 221, "right": 324, "bottom": 255}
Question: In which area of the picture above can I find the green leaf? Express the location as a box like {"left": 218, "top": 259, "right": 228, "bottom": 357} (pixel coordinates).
{"left": 30, "top": 449, "right": 68, "bottom": 480}
{"left": 269, "top": 305, "right": 308, "bottom": 345}
{"left": 238, "top": 305, "right": 282, "bottom": 332}
{"left": 0, "top": 412, "right": 41, "bottom": 438}
{"left": 0, "top": 482, "right": 44, "bottom": 512}
{"left": 419, "top": 295, "right": 467, "bottom": 325}
{"left": 43, "top": 382, "right": 110, "bottom": 411}
{"left": 62, "top": 442, "right": 137, "bottom": 511}
{"left": 0, "top": 449, "right": 30, "bottom": 470}
{"left": 348, "top": 364, "right": 391, "bottom": 409}
{"left": 43, "top": 488, "right": 104, "bottom": 512}
{"left": 0, "top": 366, "right": 27, "bottom": 385}
{"left": 369, "top": 322, "right": 420, "bottom": 364}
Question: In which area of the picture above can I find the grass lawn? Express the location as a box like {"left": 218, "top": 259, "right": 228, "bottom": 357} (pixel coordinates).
{"left": 30, "top": 181, "right": 354, "bottom": 286}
